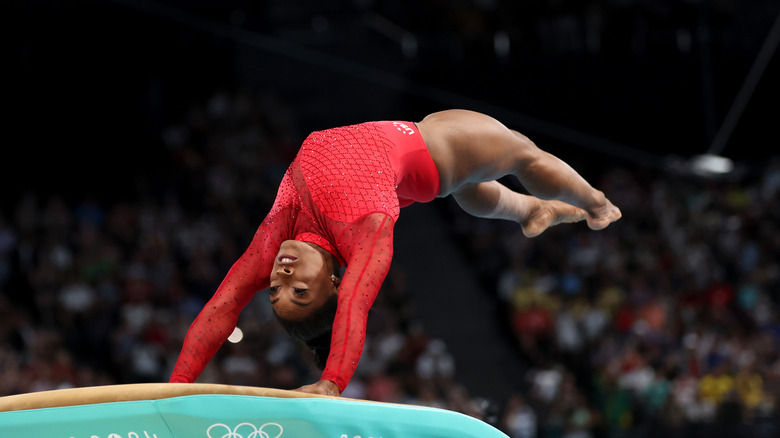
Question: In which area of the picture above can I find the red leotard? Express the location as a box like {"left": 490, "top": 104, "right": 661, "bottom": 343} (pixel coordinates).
{"left": 170, "top": 121, "right": 439, "bottom": 392}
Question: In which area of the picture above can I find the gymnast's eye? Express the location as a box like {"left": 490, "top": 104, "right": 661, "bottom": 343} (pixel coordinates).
{"left": 268, "top": 286, "right": 280, "bottom": 294}
{"left": 293, "top": 288, "right": 307, "bottom": 295}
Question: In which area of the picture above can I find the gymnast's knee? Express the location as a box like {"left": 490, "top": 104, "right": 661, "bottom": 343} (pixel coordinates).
{"left": 508, "top": 130, "right": 545, "bottom": 162}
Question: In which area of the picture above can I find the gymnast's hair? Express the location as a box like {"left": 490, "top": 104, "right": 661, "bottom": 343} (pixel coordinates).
{"left": 274, "top": 293, "right": 338, "bottom": 369}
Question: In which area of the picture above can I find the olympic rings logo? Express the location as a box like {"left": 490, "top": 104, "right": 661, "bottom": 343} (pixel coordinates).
{"left": 206, "top": 422, "right": 284, "bottom": 438}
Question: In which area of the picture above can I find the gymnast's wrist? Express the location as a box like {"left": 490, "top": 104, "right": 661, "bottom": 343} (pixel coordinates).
{"left": 317, "top": 379, "right": 341, "bottom": 397}
{"left": 169, "top": 374, "right": 191, "bottom": 383}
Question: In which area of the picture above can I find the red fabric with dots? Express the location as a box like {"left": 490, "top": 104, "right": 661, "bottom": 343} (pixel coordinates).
{"left": 170, "top": 121, "right": 439, "bottom": 392}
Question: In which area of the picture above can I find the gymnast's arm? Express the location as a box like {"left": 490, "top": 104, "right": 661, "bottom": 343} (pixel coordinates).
{"left": 169, "top": 223, "right": 278, "bottom": 383}
{"left": 298, "top": 213, "right": 395, "bottom": 396}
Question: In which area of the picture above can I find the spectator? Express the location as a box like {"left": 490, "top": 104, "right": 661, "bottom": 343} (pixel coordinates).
{"left": 503, "top": 393, "right": 537, "bottom": 438}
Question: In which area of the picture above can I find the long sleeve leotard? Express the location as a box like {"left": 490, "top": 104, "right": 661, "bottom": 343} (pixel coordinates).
{"left": 170, "top": 121, "right": 440, "bottom": 392}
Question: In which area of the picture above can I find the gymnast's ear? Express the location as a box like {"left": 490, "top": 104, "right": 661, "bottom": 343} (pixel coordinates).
{"left": 330, "top": 274, "right": 341, "bottom": 289}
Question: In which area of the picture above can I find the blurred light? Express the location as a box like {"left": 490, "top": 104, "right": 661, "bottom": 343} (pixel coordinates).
{"left": 228, "top": 326, "right": 244, "bottom": 343}
{"left": 690, "top": 154, "right": 734, "bottom": 176}
{"left": 676, "top": 29, "right": 692, "bottom": 53}
{"left": 494, "top": 31, "right": 510, "bottom": 59}
{"left": 402, "top": 34, "right": 418, "bottom": 58}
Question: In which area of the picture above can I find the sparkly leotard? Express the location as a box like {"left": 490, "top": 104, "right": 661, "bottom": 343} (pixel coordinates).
{"left": 170, "top": 121, "right": 440, "bottom": 392}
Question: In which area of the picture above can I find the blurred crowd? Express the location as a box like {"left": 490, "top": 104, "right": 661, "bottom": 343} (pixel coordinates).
{"left": 447, "top": 149, "right": 780, "bottom": 436}
{"left": 358, "top": 0, "right": 776, "bottom": 61}
{"left": 2, "top": 88, "right": 779, "bottom": 438}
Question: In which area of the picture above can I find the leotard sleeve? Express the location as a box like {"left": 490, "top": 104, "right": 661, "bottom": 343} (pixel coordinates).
{"left": 169, "top": 214, "right": 286, "bottom": 383}
{"left": 320, "top": 212, "right": 395, "bottom": 392}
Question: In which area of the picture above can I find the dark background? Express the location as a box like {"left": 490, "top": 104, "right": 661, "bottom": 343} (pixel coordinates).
{"left": 5, "top": 0, "right": 779, "bottom": 203}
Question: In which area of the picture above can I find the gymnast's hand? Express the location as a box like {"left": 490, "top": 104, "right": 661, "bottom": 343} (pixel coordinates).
{"left": 295, "top": 380, "right": 341, "bottom": 397}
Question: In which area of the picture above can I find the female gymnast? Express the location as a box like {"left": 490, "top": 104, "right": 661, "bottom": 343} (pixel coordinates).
{"left": 169, "top": 109, "right": 621, "bottom": 396}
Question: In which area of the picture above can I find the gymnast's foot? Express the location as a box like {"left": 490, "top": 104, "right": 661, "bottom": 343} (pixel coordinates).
{"left": 521, "top": 198, "right": 588, "bottom": 238}
{"left": 585, "top": 197, "right": 622, "bottom": 231}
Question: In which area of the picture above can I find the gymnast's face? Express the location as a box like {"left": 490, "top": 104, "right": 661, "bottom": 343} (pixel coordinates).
{"left": 269, "top": 240, "right": 340, "bottom": 321}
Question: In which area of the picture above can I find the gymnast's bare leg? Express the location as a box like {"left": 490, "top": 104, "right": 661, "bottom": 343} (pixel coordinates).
{"left": 416, "top": 109, "right": 621, "bottom": 236}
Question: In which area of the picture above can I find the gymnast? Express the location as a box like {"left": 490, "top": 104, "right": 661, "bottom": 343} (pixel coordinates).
{"left": 169, "top": 109, "right": 622, "bottom": 396}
